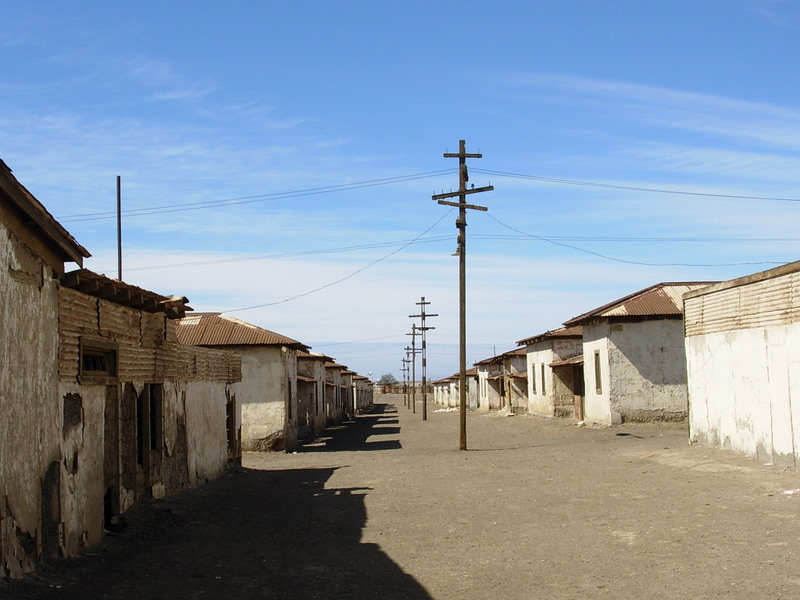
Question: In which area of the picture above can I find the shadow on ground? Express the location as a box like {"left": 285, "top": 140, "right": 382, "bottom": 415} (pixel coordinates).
{"left": 303, "top": 402, "right": 403, "bottom": 453}
{"left": 1, "top": 420, "right": 429, "bottom": 600}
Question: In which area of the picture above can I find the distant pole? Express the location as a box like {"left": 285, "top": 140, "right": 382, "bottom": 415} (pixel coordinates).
{"left": 401, "top": 355, "right": 411, "bottom": 408}
{"left": 116, "top": 175, "right": 122, "bottom": 281}
{"left": 433, "top": 140, "right": 492, "bottom": 450}
{"left": 406, "top": 326, "right": 421, "bottom": 414}
{"left": 410, "top": 297, "right": 437, "bottom": 421}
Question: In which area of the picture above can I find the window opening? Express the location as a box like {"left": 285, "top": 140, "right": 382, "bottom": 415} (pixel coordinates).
{"left": 594, "top": 350, "right": 603, "bottom": 394}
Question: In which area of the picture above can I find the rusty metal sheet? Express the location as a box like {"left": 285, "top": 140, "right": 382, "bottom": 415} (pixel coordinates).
{"left": 517, "top": 325, "right": 583, "bottom": 346}
{"left": 176, "top": 312, "right": 307, "bottom": 349}
{"left": 565, "top": 282, "right": 717, "bottom": 326}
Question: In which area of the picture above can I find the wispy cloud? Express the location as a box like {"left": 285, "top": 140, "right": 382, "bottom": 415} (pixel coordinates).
{"left": 509, "top": 73, "right": 800, "bottom": 151}
{"left": 745, "top": 0, "right": 800, "bottom": 30}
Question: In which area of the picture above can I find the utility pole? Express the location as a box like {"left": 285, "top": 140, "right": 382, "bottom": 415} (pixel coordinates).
{"left": 401, "top": 355, "right": 411, "bottom": 409}
{"left": 410, "top": 297, "right": 437, "bottom": 421}
{"left": 432, "top": 140, "right": 493, "bottom": 450}
{"left": 406, "top": 327, "right": 421, "bottom": 414}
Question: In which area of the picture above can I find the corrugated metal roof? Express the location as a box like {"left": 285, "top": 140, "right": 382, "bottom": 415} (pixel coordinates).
{"left": 517, "top": 325, "right": 583, "bottom": 346}
{"left": 474, "top": 347, "right": 525, "bottom": 366}
{"left": 175, "top": 312, "right": 308, "bottom": 349}
{"left": 563, "top": 282, "right": 718, "bottom": 326}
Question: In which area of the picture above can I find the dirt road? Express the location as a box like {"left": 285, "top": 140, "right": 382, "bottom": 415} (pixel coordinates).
{"left": 4, "top": 394, "right": 800, "bottom": 599}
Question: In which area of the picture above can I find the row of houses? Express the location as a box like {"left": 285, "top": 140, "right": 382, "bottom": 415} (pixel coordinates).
{"left": 173, "top": 312, "right": 373, "bottom": 451}
{"left": 0, "top": 162, "right": 372, "bottom": 578}
{"left": 434, "top": 273, "right": 800, "bottom": 467}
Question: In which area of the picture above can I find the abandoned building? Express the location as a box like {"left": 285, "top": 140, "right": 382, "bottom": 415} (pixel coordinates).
{"left": 175, "top": 313, "right": 309, "bottom": 453}
{"left": 563, "top": 281, "right": 716, "bottom": 425}
{"left": 474, "top": 348, "right": 527, "bottom": 412}
{"left": 57, "top": 270, "right": 241, "bottom": 556}
{"left": 517, "top": 326, "right": 584, "bottom": 419}
{"left": 432, "top": 368, "right": 479, "bottom": 410}
{"left": 1, "top": 161, "right": 241, "bottom": 578}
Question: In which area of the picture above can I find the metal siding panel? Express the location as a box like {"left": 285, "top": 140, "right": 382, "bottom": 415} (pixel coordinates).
{"left": 687, "top": 270, "right": 800, "bottom": 336}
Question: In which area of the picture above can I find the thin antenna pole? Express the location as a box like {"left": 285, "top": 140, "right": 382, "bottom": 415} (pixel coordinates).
{"left": 116, "top": 175, "right": 122, "bottom": 281}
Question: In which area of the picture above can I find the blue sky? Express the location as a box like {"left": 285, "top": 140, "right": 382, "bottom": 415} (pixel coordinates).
{"left": 3, "top": 1, "right": 800, "bottom": 380}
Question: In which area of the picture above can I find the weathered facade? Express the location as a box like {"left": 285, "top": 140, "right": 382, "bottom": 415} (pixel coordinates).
{"left": 432, "top": 372, "right": 479, "bottom": 409}
{"left": 352, "top": 375, "right": 373, "bottom": 413}
{"left": 501, "top": 348, "right": 528, "bottom": 414}
{"left": 0, "top": 160, "right": 90, "bottom": 578}
{"left": 518, "top": 326, "right": 583, "bottom": 419}
{"left": 564, "top": 282, "right": 714, "bottom": 425}
{"left": 57, "top": 271, "right": 241, "bottom": 559}
{"left": 174, "top": 313, "right": 308, "bottom": 453}
{"left": 475, "top": 350, "right": 527, "bottom": 413}
{"left": 297, "top": 351, "right": 329, "bottom": 438}
{"left": 685, "top": 263, "right": 800, "bottom": 465}
{"left": 475, "top": 355, "right": 504, "bottom": 411}
{"left": 433, "top": 375, "right": 458, "bottom": 408}
{"left": 324, "top": 361, "right": 346, "bottom": 424}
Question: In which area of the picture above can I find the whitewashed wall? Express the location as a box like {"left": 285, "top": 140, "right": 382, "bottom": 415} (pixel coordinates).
{"left": 687, "top": 323, "right": 800, "bottom": 464}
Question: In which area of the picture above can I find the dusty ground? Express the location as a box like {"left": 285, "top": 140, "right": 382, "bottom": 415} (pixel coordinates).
{"left": 4, "top": 393, "right": 800, "bottom": 599}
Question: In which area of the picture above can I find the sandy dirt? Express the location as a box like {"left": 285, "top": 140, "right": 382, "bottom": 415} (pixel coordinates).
{"left": 3, "top": 393, "right": 800, "bottom": 599}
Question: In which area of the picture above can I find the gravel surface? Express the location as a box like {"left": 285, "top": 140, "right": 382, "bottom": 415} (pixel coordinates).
{"left": 3, "top": 394, "right": 800, "bottom": 599}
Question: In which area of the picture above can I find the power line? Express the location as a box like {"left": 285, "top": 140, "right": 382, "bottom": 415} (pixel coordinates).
{"left": 57, "top": 169, "right": 456, "bottom": 222}
{"left": 221, "top": 209, "right": 454, "bottom": 313}
{"left": 483, "top": 212, "right": 789, "bottom": 268}
{"left": 471, "top": 233, "right": 800, "bottom": 243}
{"left": 313, "top": 334, "right": 407, "bottom": 347}
{"left": 472, "top": 168, "right": 800, "bottom": 203}
{"left": 100, "top": 235, "right": 453, "bottom": 273}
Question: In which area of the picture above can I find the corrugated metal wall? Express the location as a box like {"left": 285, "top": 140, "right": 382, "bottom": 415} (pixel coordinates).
{"left": 59, "top": 287, "right": 241, "bottom": 383}
{"left": 685, "top": 271, "right": 800, "bottom": 337}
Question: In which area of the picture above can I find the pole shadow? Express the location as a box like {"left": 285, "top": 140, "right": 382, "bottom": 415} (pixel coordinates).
{"left": 303, "top": 402, "right": 403, "bottom": 453}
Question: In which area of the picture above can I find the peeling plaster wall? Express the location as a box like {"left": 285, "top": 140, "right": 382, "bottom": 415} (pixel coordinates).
{"left": 58, "top": 384, "right": 105, "bottom": 555}
{"left": 607, "top": 320, "right": 688, "bottom": 422}
{"left": 582, "top": 319, "right": 688, "bottom": 425}
{"left": 184, "top": 381, "right": 231, "bottom": 486}
{"left": 237, "top": 346, "right": 298, "bottom": 452}
{"left": 0, "top": 223, "right": 61, "bottom": 578}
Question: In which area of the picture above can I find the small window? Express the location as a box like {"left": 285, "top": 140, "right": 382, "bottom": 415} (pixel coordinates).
{"left": 531, "top": 364, "right": 537, "bottom": 394}
{"left": 541, "top": 364, "right": 546, "bottom": 395}
{"left": 594, "top": 350, "right": 603, "bottom": 395}
{"left": 79, "top": 338, "right": 118, "bottom": 383}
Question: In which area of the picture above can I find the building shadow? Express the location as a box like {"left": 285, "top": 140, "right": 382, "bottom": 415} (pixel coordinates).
{"left": 0, "top": 466, "right": 432, "bottom": 600}
{"left": 304, "top": 402, "right": 403, "bottom": 452}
